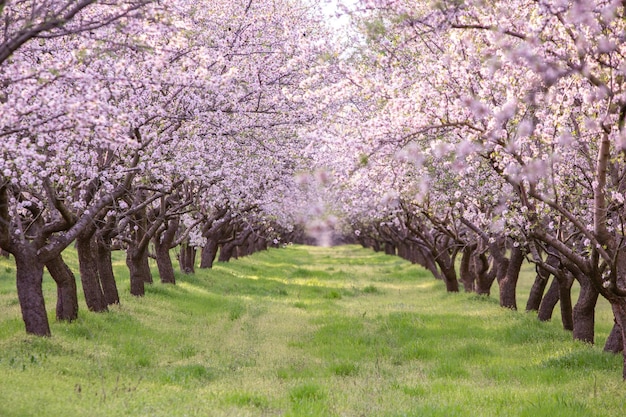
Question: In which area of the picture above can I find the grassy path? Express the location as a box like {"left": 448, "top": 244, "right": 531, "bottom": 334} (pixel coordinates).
{"left": 0, "top": 245, "right": 624, "bottom": 416}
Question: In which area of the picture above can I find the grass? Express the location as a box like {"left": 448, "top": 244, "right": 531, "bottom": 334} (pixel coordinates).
{"left": 0, "top": 245, "right": 624, "bottom": 416}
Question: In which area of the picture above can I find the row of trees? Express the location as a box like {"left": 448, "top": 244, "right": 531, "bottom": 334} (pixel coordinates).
{"left": 0, "top": 0, "right": 333, "bottom": 336}
{"left": 309, "top": 0, "right": 626, "bottom": 378}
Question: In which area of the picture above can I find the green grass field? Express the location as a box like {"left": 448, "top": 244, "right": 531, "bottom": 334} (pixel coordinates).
{"left": 0, "top": 245, "right": 623, "bottom": 416}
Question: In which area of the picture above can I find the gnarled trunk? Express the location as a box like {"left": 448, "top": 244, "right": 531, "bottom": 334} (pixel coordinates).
{"left": 14, "top": 249, "right": 50, "bottom": 336}
{"left": 200, "top": 239, "right": 219, "bottom": 269}
{"left": 178, "top": 243, "right": 196, "bottom": 274}
{"left": 154, "top": 218, "right": 178, "bottom": 284}
{"left": 498, "top": 245, "right": 523, "bottom": 310}
{"left": 76, "top": 233, "right": 107, "bottom": 312}
{"left": 572, "top": 273, "right": 599, "bottom": 344}
{"left": 126, "top": 242, "right": 152, "bottom": 297}
{"left": 95, "top": 235, "right": 119, "bottom": 305}
{"left": 460, "top": 246, "right": 476, "bottom": 293}
{"left": 526, "top": 253, "right": 559, "bottom": 312}
{"left": 45, "top": 254, "right": 78, "bottom": 321}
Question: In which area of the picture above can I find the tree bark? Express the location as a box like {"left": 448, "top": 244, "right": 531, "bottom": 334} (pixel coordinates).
{"left": 76, "top": 233, "right": 108, "bottom": 312}
{"left": 526, "top": 255, "right": 557, "bottom": 312}
{"left": 498, "top": 245, "right": 524, "bottom": 310}
{"left": 44, "top": 254, "right": 79, "bottom": 321}
{"left": 14, "top": 250, "right": 50, "bottom": 336}
{"left": 460, "top": 246, "right": 476, "bottom": 293}
{"left": 572, "top": 273, "right": 599, "bottom": 344}
{"left": 538, "top": 278, "right": 559, "bottom": 321}
{"left": 609, "top": 302, "right": 626, "bottom": 380}
{"left": 474, "top": 253, "right": 494, "bottom": 295}
{"left": 557, "top": 271, "right": 574, "bottom": 331}
{"left": 126, "top": 242, "right": 152, "bottom": 296}
{"left": 95, "top": 235, "right": 119, "bottom": 305}
{"left": 154, "top": 218, "right": 178, "bottom": 284}
{"left": 200, "top": 239, "right": 219, "bottom": 269}
{"left": 604, "top": 320, "right": 624, "bottom": 353}
{"left": 219, "top": 242, "right": 236, "bottom": 262}
{"left": 178, "top": 243, "right": 196, "bottom": 274}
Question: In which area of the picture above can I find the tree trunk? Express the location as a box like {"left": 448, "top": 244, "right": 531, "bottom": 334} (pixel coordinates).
{"left": 604, "top": 321, "right": 624, "bottom": 353}
{"left": 538, "top": 277, "right": 559, "bottom": 321}
{"left": 95, "top": 236, "right": 119, "bottom": 305}
{"left": 609, "top": 302, "right": 626, "bottom": 380}
{"left": 498, "top": 245, "right": 523, "bottom": 310}
{"left": 178, "top": 243, "right": 196, "bottom": 274}
{"left": 126, "top": 243, "right": 152, "bottom": 296}
{"left": 526, "top": 254, "right": 558, "bottom": 312}
{"left": 219, "top": 242, "right": 235, "bottom": 262}
{"left": 0, "top": 248, "right": 8, "bottom": 258}
{"left": 460, "top": 246, "right": 476, "bottom": 293}
{"left": 572, "top": 273, "right": 599, "bottom": 344}
{"left": 474, "top": 253, "right": 494, "bottom": 295}
{"left": 439, "top": 262, "right": 459, "bottom": 292}
{"left": 557, "top": 271, "right": 574, "bottom": 331}
{"left": 76, "top": 234, "right": 108, "bottom": 312}
{"left": 200, "top": 239, "right": 219, "bottom": 269}
{"left": 14, "top": 250, "right": 50, "bottom": 336}
{"left": 154, "top": 219, "right": 178, "bottom": 284}
{"left": 44, "top": 254, "right": 79, "bottom": 321}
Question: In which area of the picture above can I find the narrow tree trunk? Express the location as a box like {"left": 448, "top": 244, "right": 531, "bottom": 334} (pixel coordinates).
{"left": 572, "top": 274, "right": 599, "bottom": 344}
{"left": 95, "top": 236, "right": 119, "bottom": 305}
{"left": 538, "top": 278, "right": 559, "bottom": 321}
{"left": 76, "top": 234, "right": 107, "bottom": 312}
{"left": 499, "top": 245, "right": 523, "bottom": 310}
{"left": 604, "top": 321, "right": 624, "bottom": 353}
{"left": 45, "top": 254, "right": 79, "bottom": 321}
{"left": 526, "top": 263, "right": 553, "bottom": 312}
{"left": 14, "top": 250, "right": 50, "bottom": 336}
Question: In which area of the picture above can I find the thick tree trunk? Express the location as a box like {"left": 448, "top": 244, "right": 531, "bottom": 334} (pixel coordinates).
{"left": 475, "top": 253, "right": 494, "bottom": 295}
{"left": 154, "top": 219, "right": 177, "bottom": 284}
{"left": 45, "top": 254, "right": 79, "bottom": 321}
{"left": 178, "top": 243, "right": 196, "bottom": 274}
{"left": 76, "top": 234, "right": 107, "bottom": 312}
{"left": 384, "top": 243, "right": 396, "bottom": 256}
{"left": 200, "top": 239, "right": 219, "bottom": 269}
{"left": 0, "top": 248, "right": 8, "bottom": 258}
{"left": 538, "top": 278, "right": 559, "bottom": 321}
{"left": 126, "top": 243, "right": 152, "bottom": 296}
{"left": 14, "top": 250, "right": 50, "bottom": 336}
{"left": 572, "top": 274, "right": 599, "bottom": 344}
{"left": 460, "top": 246, "right": 476, "bottom": 293}
{"left": 439, "top": 262, "right": 459, "bottom": 292}
{"left": 557, "top": 272, "right": 574, "bottom": 331}
{"left": 498, "top": 245, "right": 523, "bottom": 310}
{"left": 95, "top": 236, "right": 119, "bottom": 305}
{"left": 219, "top": 242, "right": 235, "bottom": 262}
